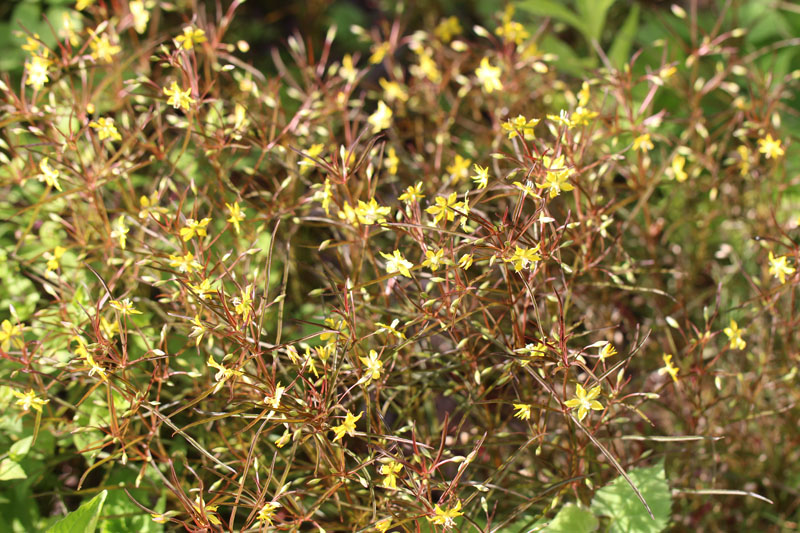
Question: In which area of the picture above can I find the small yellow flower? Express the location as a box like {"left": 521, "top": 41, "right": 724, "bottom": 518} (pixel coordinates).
{"left": 379, "top": 460, "right": 403, "bottom": 489}
{"left": 599, "top": 342, "right": 617, "bottom": 360}
{"left": 110, "top": 298, "right": 142, "bottom": 315}
{"left": 384, "top": 147, "right": 399, "bottom": 175}
{"left": 381, "top": 250, "right": 413, "bottom": 278}
{"left": 163, "top": 81, "right": 194, "bottom": 111}
{"left": 188, "top": 278, "right": 216, "bottom": 300}
{"left": 13, "top": 389, "right": 49, "bottom": 413}
{"left": 37, "top": 157, "right": 61, "bottom": 191}
{"left": 475, "top": 57, "right": 503, "bottom": 93}
{"left": 74, "top": 336, "right": 107, "bottom": 381}
{"left": 89, "top": 32, "right": 121, "bottom": 63}
{"left": 537, "top": 154, "right": 575, "bottom": 198}
{"left": 422, "top": 248, "right": 445, "bottom": 271}
{"left": 723, "top": 320, "right": 746, "bottom": 350}
{"left": 225, "top": 202, "right": 246, "bottom": 234}
{"left": 138, "top": 193, "right": 167, "bottom": 221}
{"left": 376, "top": 517, "right": 393, "bottom": 533}
{"left": 506, "top": 245, "right": 541, "bottom": 272}
{"left": 434, "top": 16, "right": 462, "bottom": 43}
{"left": 359, "top": 350, "right": 383, "bottom": 384}
{"left": 299, "top": 143, "right": 325, "bottom": 173}
{"left": 429, "top": 500, "right": 463, "bottom": 528}
{"left": 264, "top": 382, "right": 285, "bottom": 409}
{"left": 339, "top": 54, "right": 358, "bottom": 83}
{"left": 76, "top": 0, "right": 94, "bottom": 10}
{"left": 758, "top": 133, "right": 784, "bottom": 159}
{"left": 355, "top": 198, "right": 391, "bottom": 225}
{"left": 658, "top": 353, "right": 680, "bottom": 383}
{"left": 129, "top": 1, "right": 150, "bottom": 34}
{"left": 25, "top": 54, "right": 51, "bottom": 90}
{"left": 457, "top": 253, "right": 474, "bottom": 270}
{"left": 100, "top": 316, "right": 119, "bottom": 339}
{"left": 110, "top": 215, "right": 129, "bottom": 250}
{"left": 376, "top": 318, "right": 406, "bottom": 339}
{"left": 564, "top": 383, "right": 604, "bottom": 422}
{"left": 150, "top": 513, "right": 168, "bottom": 524}
{"left": 368, "top": 100, "right": 393, "bottom": 133}
{"left": 768, "top": 251, "right": 795, "bottom": 284}
{"left": 379, "top": 78, "right": 409, "bottom": 103}
{"left": 89, "top": 117, "right": 122, "bottom": 142}
{"left": 426, "top": 192, "right": 459, "bottom": 224}
{"left": 369, "top": 41, "right": 391, "bottom": 64}
{"left": 398, "top": 182, "right": 425, "bottom": 204}
{"left": 45, "top": 246, "right": 66, "bottom": 272}
{"left": 180, "top": 217, "right": 211, "bottom": 241}
{"left": 471, "top": 164, "right": 490, "bottom": 189}
{"left": 331, "top": 410, "right": 362, "bottom": 441}
{"left": 515, "top": 341, "right": 547, "bottom": 365}
{"left": 513, "top": 180, "right": 540, "bottom": 200}
{"left": 496, "top": 7, "right": 529, "bottom": 45}
{"left": 207, "top": 354, "right": 243, "bottom": 393}
{"left": 513, "top": 403, "right": 531, "bottom": 420}
{"left": 192, "top": 495, "right": 221, "bottom": 526}
{"left": 175, "top": 26, "right": 206, "bottom": 50}
{"left": 411, "top": 48, "right": 441, "bottom": 83}
{"left": 632, "top": 133, "right": 654, "bottom": 152}
{"left": 189, "top": 315, "right": 209, "bottom": 346}
{"left": 737, "top": 145, "right": 751, "bottom": 176}
{"left": 671, "top": 154, "right": 688, "bottom": 182}
{"left": 502, "top": 115, "right": 540, "bottom": 140}
{"left": 233, "top": 285, "right": 253, "bottom": 321}
{"left": 256, "top": 501, "right": 280, "bottom": 525}
{"left": 447, "top": 155, "right": 472, "bottom": 184}
{"left": 0, "top": 320, "right": 23, "bottom": 352}
{"left": 169, "top": 251, "right": 201, "bottom": 274}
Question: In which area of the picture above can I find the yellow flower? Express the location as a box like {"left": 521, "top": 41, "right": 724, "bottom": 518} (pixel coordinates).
{"left": 192, "top": 495, "right": 221, "bottom": 526}
{"left": 376, "top": 517, "right": 393, "bottom": 533}
{"left": 737, "top": 145, "right": 751, "bottom": 176}
{"left": 411, "top": 48, "right": 441, "bottom": 83}
{"left": 150, "top": 513, "right": 168, "bottom": 524}
{"left": 376, "top": 318, "right": 406, "bottom": 339}
{"left": 110, "top": 298, "right": 142, "bottom": 316}
{"left": 76, "top": 0, "right": 94, "bottom": 10}
{"left": 25, "top": 54, "right": 51, "bottom": 90}
{"left": 225, "top": 202, "right": 246, "bottom": 234}
{"left": 768, "top": 251, "right": 795, "bottom": 284}
{"left": 429, "top": 500, "right": 463, "bottom": 528}
{"left": 564, "top": 383, "right": 604, "bottom": 422}
{"left": 175, "top": 26, "right": 206, "bottom": 50}
{"left": 380, "top": 250, "right": 413, "bottom": 278}
{"left": 379, "top": 460, "right": 403, "bottom": 489}
{"left": 515, "top": 341, "right": 547, "bottom": 365}
{"left": 207, "top": 354, "right": 243, "bottom": 393}
{"left": 426, "top": 192, "right": 458, "bottom": 224}
{"left": 513, "top": 180, "right": 540, "bottom": 200}
{"left": 475, "top": 57, "right": 503, "bottom": 93}
{"left": 233, "top": 285, "right": 253, "bottom": 321}
{"left": 658, "top": 353, "right": 680, "bottom": 383}
{"left": 599, "top": 342, "right": 617, "bottom": 360}
{"left": 422, "top": 248, "right": 444, "bottom": 271}
{"left": 496, "top": 20, "right": 529, "bottom": 45}
{"left": 379, "top": 78, "right": 409, "bottom": 103}
{"left": 447, "top": 155, "right": 472, "bottom": 184}
{"left": 384, "top": 147, "right": 399, "bottom": 175}
{"left": 359, "top": 350, "right": 383, "bottom": 384}
{"left": 89, "top": 117, "right": 122, "bottom": 141}
{"left": 37, "top": 157, "right": 61, "bottom": 191}
{"left": 12, "top": 389, "right": 49, "bottom": 413}
{"left": 339, "top": 54, "right": 358, "bottom": 83}
{"left": 434, "top": 16, "right": 462, "bottom": 43}
{"left": 398, "top": 182, "right": 425, "bottom": 204}
{"left": 188, "top": 278, "right": 216, "bottom": 300}
{"left": 331, "top": 410, "right": 362, "bottom": 441}
{"left": 355, "top": 198, "right": 391, "bottom": 225}
{"left": 758, "top": 133, "right": 784, "bottom": 159}
{"left": 569, "top": 106, "right": 598, "bottom": 127}
{"left": 632, "top": 133, "right": 654, "bottom": 152}
{"left": 264, "top": 382, "right": 285, "bottom": 409}
{"left": 169, "top": 251, "right": 201, "bottom": 274}
{"left": 0, "top": 320, "right": 23, "bottom": 352}
{"left": 513, "top": 403, "right": 531, "bottom": 420}
{"left": 457, "top": 253, "right": 474, "bottom": 270}
{"left": 129, "top": 1, "right": 150, "bottom": 34}
{"left": 315, "top": 178, "right": 333, "bottom": 215}
{"left": 100, "top": 316, "right": 119, "bottom": 338}
{"left": 189, "top": 315, "right": 209, "bottom": 346}
{"left": 90, "top": 32, "right": 120, "bottom": 63}
{"left": 471, "top": 164, "right": 490, "bottom": 189}
{"left": 369, "top": 41, "right": 391, "bottom": 64}
{"left": 506, "top": 245, "right": 541, "bottom": 272}
{"left": 45, "top": 246, "right": 66, "bottom": 272}
{"left": 299, "top": 143, "right": 325, "bottom": 173}
{"left": 537, "top": 154, "right": 575, "bottom": 198}
{"left": 671, "top": 154, "right": 688, "bottom": 182}
{"left": 74, "top": 336, "right": 107, "bottom": 381}
{"left": 163, "top": 81, "right": 194, "bottom": 111}
{"left": 138, "top": 193, "right": 167, "bottom": 221}
{"left": 723, "top": 320, "right": 746, "bottom": 350}
{"left": 368, "top": 100, "right": 393, "bottom": 133}
{"left": 110, "top": 215, "right": 129, "bottom": 250}
{"left": 180, "top": 217, "right": 211, "bottom": 241}
{"left": 256, "top": 502, "right": 280, "bottom": 525}
{"left": 502, "top": 115, "right": 540, "bottom": 140}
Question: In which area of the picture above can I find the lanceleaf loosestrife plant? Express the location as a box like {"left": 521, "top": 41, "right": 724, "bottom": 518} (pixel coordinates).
{"left": 0, "top": 1, "right": 797, "bottom": 531}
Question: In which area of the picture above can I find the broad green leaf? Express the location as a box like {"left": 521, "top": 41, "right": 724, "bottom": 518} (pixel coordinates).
{"left": 8, "top": 436, "right": 33, "bottom": 461}
{"left": 47, "top": 490, "right": 108, "bottom": 533}
{"left": 591, "top": 462, "right": 672, "bottom": 533}
{"left": 544, "top": 504, "right": 598, "bottom": 532}
{"left": 608, "top": 4, "right": 640, "bottom": 69}
{"left": 577, "top": 0, "right": 616, "bottom": 41}
{"left": 517, "top": 0, "right": 587, "bottom": 37}
{"left": 0, "top": 459, "right": 26, "bottom": 481}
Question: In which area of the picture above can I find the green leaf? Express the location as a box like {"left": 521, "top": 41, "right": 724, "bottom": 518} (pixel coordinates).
{"left": 608, "top": 4, "right": 640, "bottom": 69}
{"left": 47, "top": 490, "right": 108, "bottom": 533}
{"left": 577, "top": 0, "right": 616, "bottom": 42}
{"left": 545, "top": 504, "right": 599, "bottom": 532}
{"left": 8, "top": 436, "right": 33, "bottom": 461}
{"left": 591, "top": 462, "right": 672, "bottom": 533}
{"left": 517, "top": 0, "right": 587, "bottom": 37}
{"left": 0, "top": 459, "right": 26, "bottom": 481}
